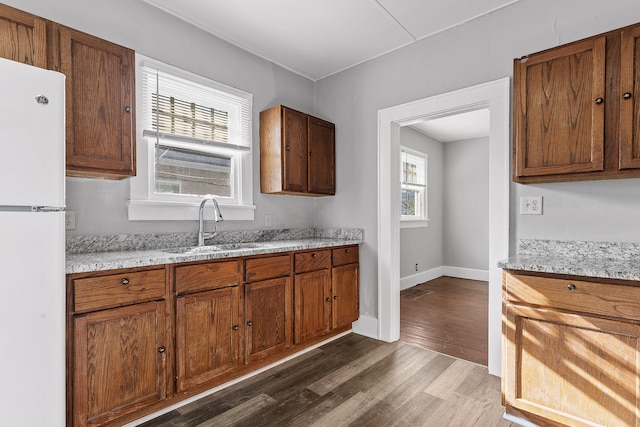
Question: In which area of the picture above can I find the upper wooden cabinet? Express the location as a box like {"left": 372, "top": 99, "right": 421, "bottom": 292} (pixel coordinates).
{"left": 55, "top": 25, "right": 136, "bottom": 178}
{"left": 0, "top": 4, "right": 47, "bottom": 67}
{"left": 260, "top": 105, "right": 335, "bottom": 196}
{"left": 513, "top": 22, "right": 640, "bottom": 183}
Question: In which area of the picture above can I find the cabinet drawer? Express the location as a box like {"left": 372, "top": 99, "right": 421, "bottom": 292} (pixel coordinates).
{"left": 294, "top": 250, "right": 330, "bottom": 273}
{"left": 175, "top": 260, "right": 242, "bottom": 294}
{"left": 245, "top": 255, "right": 291, "bottom": 282}
{"left": 73, "top": 269, "right": 166, "bottom": 313}
{"left": 332, "top": 246, "right": 358, "bottom": 266}
{"left": 506, "top": 273, "right": 640, "bottom": 321}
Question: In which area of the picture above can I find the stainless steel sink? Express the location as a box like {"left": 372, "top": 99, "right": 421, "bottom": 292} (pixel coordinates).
{"left": 162, "top": 242, "right": 271, "bottom": 254}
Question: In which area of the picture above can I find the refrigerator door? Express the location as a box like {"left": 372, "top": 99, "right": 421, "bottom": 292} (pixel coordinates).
{"left": 0, "top": 58, "right": 65, "bottom": 208}
{"left": 0, "top": 211, "right": 65, "bottom": 427}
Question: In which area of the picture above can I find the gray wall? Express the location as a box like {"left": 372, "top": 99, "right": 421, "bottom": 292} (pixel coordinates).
{"left": 314, "top": 0, "right": 640, "bottom": 319}
{"left": 443, "top": 137, "right": 489, "bottom": 271}
{"left": 399, "top": 127, "right": 443, "bottom": 278}
{"left": 4, "top": 0, "right": 317, "bottom": 236}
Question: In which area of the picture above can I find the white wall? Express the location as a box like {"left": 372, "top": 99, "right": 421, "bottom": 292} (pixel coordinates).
{"left": 443, "top": 137, "right": 489, "bottom": 271}
{"left": 399, "top": 127, "right": 443, "bottom": 278}
{"left": 4, "top": 0, "right": 318, "bottom": 236}
{"left": 313, "top": 0, "right": 640, "bottom": 320}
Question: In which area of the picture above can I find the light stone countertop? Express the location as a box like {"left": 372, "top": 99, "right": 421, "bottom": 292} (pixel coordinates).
{"left": 498, "top": 239, "right": 640, "bottom": 282}
{"left": 66, "top": 238, "right": 362, "bottom": 274}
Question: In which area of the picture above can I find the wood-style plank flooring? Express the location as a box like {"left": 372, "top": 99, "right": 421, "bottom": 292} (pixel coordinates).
{"left": 400, "top": 276, "right": 488, "bottom": 366}
{"left": 140, "top": 334, "right": 513, "bottom": 427}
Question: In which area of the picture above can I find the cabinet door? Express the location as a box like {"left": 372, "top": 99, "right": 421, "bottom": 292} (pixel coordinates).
{"left": 175, "top": 287, "right": 241, "bottom": 393}
{"left": 503, "top": 304, "right": 640, "bottom": 427}
{"left": 0, "top": 4, "right": 47, "bottom": 68}
{"left": 619, "top": 24, "right": 640, "bottom": 170}
{"left": 307, "top": 116, "right": 335, "bottom": 194}
{"left": 332, "top": 263, "right": 359, "bottom": 329}
{"left": 244, "top": 276, "right": 292, "bottom": 363}
{"left": 73, "top": 301, "right": 167, "bottom": 427}
{"left": 513, "top": 37, "right": 606, "bottom": 179}
{"left": 294, "top": 269, "right": 331, "bottom": 344}
{"left": 282, "top": 107, "right": 308, "bottom": 192}
{"left": 59, "top": 26, "right": 135, "bottom": 178}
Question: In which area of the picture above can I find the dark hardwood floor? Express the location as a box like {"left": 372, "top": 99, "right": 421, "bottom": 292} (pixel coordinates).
{"left": 139, "top": 333, "right": 512, "bottom": 427}
{"left": 400, "top": 276, "right": 489, "bottom": 366}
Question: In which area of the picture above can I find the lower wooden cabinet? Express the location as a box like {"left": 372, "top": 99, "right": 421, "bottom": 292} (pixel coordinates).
{"left": 244, "top": 276, "right": 293, "bottom": 363}
{"left": 72, "top": 301, "right": 168, "bottom": 427}
{"left": 502, "top": 271, "right": 640, "bottom": 426}
{"left": 294, "top": 269, "right": 332, "bottom": 343}
{"left": 175, "top": 286, "right": 241, "bottom": 393}
{"left": 332, "top": 263, "right": 359, "bottom": 329}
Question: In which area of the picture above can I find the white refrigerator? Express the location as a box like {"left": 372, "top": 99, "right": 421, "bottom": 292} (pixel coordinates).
{"left": 0, "top": 57, "right": 66, "bottom": 426}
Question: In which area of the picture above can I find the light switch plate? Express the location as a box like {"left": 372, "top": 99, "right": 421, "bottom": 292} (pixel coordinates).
{"left": 520, "top": 196, "right": 543, "bottom": 215}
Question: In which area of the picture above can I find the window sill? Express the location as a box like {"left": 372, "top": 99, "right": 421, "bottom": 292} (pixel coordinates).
{"left": 128, "top": 199, "right": 256, "bottom": 221}
{"left": 400, "top": 219, "right": 430, "bottom": 229}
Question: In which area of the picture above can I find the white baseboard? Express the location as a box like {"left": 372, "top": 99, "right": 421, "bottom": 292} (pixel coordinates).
{"left": 400, "top": 266, "right": 489, "bottom": 289}
{"left": 351, "top": 314, "right": 378, "bottom": 339}
{"left": 502, "top": 412, "right": 539, "bottom": 427}
{"left": 400, "top": 267, "right": 444, "bottom": 290}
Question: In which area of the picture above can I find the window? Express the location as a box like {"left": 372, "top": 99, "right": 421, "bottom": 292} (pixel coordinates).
{"left": 129, "top": 55, "right": 255, "bottom": 221}
{"left": 401, "top": 147, "right": 427, "bottom": 224}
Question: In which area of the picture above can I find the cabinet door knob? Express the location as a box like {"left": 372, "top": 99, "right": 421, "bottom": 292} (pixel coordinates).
{"left": 567, "top": 283, "right": 576, "bottom": 291}
{"left": 326, "top": 298, "right": 331, "bottom": 302}
{"left": 158, "top": 346, "right": 165, "bottom": 354}
{"left": 247, "top": 321, "right": 253, "bottom": 326}
{"left": 120, "top": 278, "right": 129, "bottom": 285}
{"left": 285, "top": 146, "right": 290, "bottom": 151}
{"left": 334, "top": 295, "right": 338, "bottom": 300}
{"left": 124, "top": 106, "right": 131, "bottom": 113}
{"left": 623, "top": 92, "right": 632, "bottom": 99}
{"left": 595, "top": 97, "right": 604, "bottom": 104}
{"left": 309, "top": 151, "right": 314, "bottom": 156}
{"left": 232, "top": 325, "right": 239, "bottom": 331}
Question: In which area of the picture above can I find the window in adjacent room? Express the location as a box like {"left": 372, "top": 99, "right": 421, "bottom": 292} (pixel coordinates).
{"left": 129, "top": 54, "right": 255, "bottom": 221}
{"left": 400, "top": 147, "right": 428, "bottom": 224}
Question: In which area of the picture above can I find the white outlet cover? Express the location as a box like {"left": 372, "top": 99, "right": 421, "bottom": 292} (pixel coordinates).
{"left": 520, "top": 196, "right": 543, "bottom": 215}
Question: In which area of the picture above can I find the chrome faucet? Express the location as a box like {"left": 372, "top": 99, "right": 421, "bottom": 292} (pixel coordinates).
{"left": 198, "top": 197, "right": 224, "bottom": 246}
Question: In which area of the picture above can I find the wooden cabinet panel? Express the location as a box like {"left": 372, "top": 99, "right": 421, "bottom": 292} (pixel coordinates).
{"left": 619, "top": 24, "right": 640, "bottom": 170}
{"left": 72, "top": 268, "right": 166, "bottom": 313}
{"left": 244, "top": 276, "right": 292, "bottom": 363}
{"left": 506, "top": 273, "right": 640, "bottom": 321}
{"left": 73, "top": 301, "right": 167, "bottom": 427}
{"left": 59, "top": 25, "right": 135, "bottom": 178}
{"left": 0, "top": 4, "right": 47, "bottom": 68}
{"left": 294, "top": 249, "right": 331, "bottom": 273}
{"left": 282, "top": 107, "right": 308, "bottom": 192}
{"left": 332, "top": 246, "right": 359, "bottom": 267}
{"left": 308, "top": 116, "right": 335, "bottom": 194}
{"left": 504, "top": 304, "right": 640, "bottom": 426}
{"left": 294, "top": 269, "right": 331, "bottom": 344}
{"left": 260, "top": 105, "right": 335, "bottom": 196}
{"left": 514, "top": 37, "right": 606, "bottom": 179}
{"left": 175, "top": 260, "right": 242, "bottom": 294}
{"left": 245, "top": 254, "right": 291, "bottom": 282}
{"left": 175, "top": 287, "right": 241, "bottom": 393}
{"left": 332, "top": 263, "right": 359, "bottom": 329}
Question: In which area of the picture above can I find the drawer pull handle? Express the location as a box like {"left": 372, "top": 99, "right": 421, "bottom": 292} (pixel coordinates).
{"left": 120, "top": 278, "right": 129, "bottom": 285}
{"left": 623, "top": 92, "right": 632, "bottom": 99}
{"left": 595, "top": 97, "right": 604, "bottom": 104}
{"left": 312, "top": 253, "right": 317, "bottom": 258}
{"left": 247, "top": 321, "right": 253, "bottom": 327}
{"left": 346, "top": 249, "right": 350, "bottom": 253}
{"left": 232, "top": 325, "right": 239, "bottom": 331}
{"left": 158, "top": 346, "right": 165, "bottom": 354}
{"left": 567, "top": 284, "right": 576, "bottom": 291}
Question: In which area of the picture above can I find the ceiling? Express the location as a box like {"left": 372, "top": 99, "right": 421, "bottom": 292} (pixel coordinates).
{"left": 142, "top": 0, "right": 522, "bottom": 81}
{"left": 142, "top": 0, "right": 511, "bottom": 141}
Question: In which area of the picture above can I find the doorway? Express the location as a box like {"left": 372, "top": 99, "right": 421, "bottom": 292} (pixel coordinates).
{"left": 377, "top": 78, "right": 510, "bottom": 376}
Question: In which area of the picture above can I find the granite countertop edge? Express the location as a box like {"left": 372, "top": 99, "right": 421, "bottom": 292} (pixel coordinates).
{"left": 66, "top": 238, "right": 362, "bottom": 274}
{"left": 498, "top": 255, "right": 640, "bottom": 282}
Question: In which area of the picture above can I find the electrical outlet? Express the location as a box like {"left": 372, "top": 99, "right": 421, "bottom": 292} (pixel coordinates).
{"left": 415, "top": 263, "right": 418, "bottom": 272}
{"left": 520, "top": 196, "right": 543, "bottom": 215}
{"left": 65, "top": 210, "right": 76, "bottom": 230}
{"left": 265, "top": 214, "right": 273, "bottom": 227}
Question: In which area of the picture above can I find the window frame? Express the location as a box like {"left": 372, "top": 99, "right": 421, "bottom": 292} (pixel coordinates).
{"left": 128, "top": 54, "right": 255, "bottom": 221}
{"left": 400, "top": 146, "right": 429, "bottom": 228}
